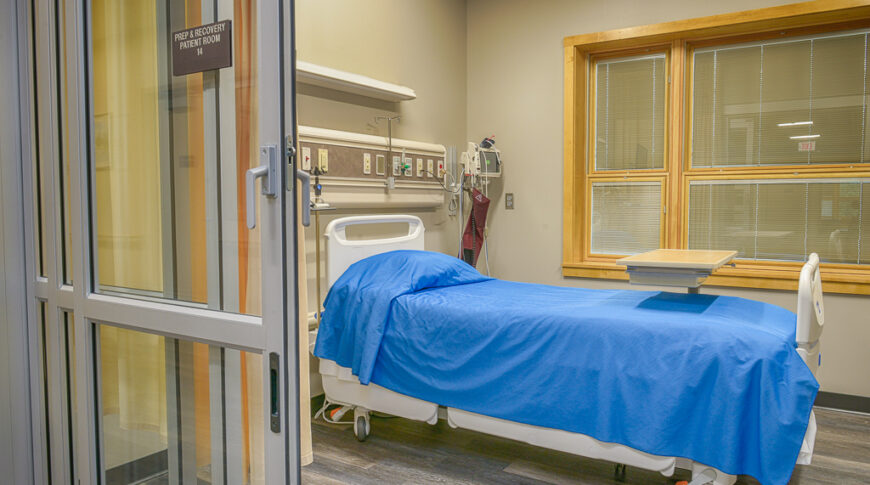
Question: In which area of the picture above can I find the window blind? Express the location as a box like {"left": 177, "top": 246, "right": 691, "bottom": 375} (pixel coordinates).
{"left": 595, "top": 54, "right": 666, "bottom": 170}
{"left": 692, "top": 31, "right": 870, "bottom": 167}
{"left": 688, "top": 180, "right": 868, "bottom": 264}
{"left": 590, "top": 182, "right": 661, "bottom": 255}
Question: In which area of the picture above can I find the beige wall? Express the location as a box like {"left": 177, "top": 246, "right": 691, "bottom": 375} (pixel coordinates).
{"left": 465, "top": 0, "right": 870, "bottom": 398}
{"left": 295, "top": 0, "right": 467, "bottom": 312}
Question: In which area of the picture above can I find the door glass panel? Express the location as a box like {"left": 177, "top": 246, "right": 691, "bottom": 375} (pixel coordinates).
{"left": 35, "top": 109, "right": 50, "bottom": 278}
{"left": 63, "top": 312, "right": 77, "bottom": 482}
{"left": 98, "top": 325, "right": 265, "bottom": 484}
{"left": 90, "top": 0, "right": 262, "bottom": 315}
{"left": 38, "top": 302, "right": 53, "bottom": 483}
{"left": 60, "top": 0, "right": 73, "bottom": 284}
{"left": 39, "top": 305, "right": 78, "bottom": 484}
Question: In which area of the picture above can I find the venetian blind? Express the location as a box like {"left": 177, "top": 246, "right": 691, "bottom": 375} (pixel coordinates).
{"left": 590, "top": 182, "right": 661, "bottom": 255}
{"left": 688, "top": 180, "right": 868, "bottom": 264}
{"left": 693, "top": 31, "right": 870, "bottom": 167}
{"left": 595, "top": 54, "right": 666, "bottom": 170}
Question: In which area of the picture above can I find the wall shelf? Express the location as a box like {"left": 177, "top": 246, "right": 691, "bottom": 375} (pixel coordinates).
{"left": 296, "top": 60, "right": 416, "bottom": 102}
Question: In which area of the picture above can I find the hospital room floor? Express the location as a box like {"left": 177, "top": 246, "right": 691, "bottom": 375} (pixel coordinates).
{"left": 302, "top": 406, "right": 870, "bottom": 484}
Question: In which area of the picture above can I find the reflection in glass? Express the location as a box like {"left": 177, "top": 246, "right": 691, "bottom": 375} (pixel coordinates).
{"left": 590, "top": 182, "right": 661, "bottom": 255}
{"left": 91, "top": 0, "right": 262, "bottom": 315}
{"left": 693, "top": 31, "right": 870, "bottom": 167}
{"left": 595, "top": 54, "right": 667, "bottom": 170}
{"left": 99, "top": 326, "right": 264, "bottom": 484}
{"left": 689, "top": 180, "right": 869, "bottom": 264}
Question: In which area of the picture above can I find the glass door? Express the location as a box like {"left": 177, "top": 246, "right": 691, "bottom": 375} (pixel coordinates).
{"left": 25, "top": 0, "right": 299, "bottom": 483}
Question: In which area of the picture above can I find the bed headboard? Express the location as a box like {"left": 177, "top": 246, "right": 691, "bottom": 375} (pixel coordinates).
{"left": 324, "top": 215, "right": 425, "bottom": 287}
{"left": 796, "top": 253, "right": 824, "bottom": 376}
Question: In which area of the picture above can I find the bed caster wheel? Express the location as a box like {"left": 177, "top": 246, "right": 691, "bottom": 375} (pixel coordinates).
{"left": 354, "top": 408, "right": 370, "bottom": 442}
{"left": 614, "top": 463, "right": 627, "bottom": 481}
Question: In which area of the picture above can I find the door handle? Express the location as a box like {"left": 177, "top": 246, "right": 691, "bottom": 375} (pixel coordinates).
{"left": 246, "top": 145, "right": 278, "bottom": 229}
{"left": 295, "top": 169, "right": 311, "bottom": 227}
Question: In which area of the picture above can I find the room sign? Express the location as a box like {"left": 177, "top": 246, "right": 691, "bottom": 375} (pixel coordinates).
{"left": 172, "top": 20, "right": 232, "bottom": 76}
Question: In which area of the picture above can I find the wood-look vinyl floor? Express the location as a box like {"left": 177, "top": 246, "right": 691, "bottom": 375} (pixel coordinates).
{"left": 302, "top": 407, "right": 870, "bottom": 485}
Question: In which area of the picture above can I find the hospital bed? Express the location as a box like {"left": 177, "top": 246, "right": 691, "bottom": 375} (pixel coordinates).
{"left": 313, "top": 215, "right": 823, "bottom": 485}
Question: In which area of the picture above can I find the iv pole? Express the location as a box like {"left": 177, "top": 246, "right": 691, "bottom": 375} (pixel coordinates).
{"left": 375, "top": 115, "right": 401, "bottom": 187}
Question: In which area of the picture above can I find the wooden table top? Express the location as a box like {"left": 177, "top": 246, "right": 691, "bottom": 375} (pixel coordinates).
{"left": 617, "top": 249, "right": 737, "bottom": 271}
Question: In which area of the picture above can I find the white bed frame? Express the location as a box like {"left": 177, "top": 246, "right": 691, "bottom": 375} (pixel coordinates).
{"left": 316, "top": 215, "right": 824, "bottom": 485}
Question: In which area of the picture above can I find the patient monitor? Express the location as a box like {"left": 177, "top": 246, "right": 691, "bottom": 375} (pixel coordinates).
{"left": 461, "top": 137, "right": 502, "bottom": 178}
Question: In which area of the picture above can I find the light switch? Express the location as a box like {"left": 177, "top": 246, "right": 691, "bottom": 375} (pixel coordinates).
{"left": 427, "top": 159, "right": 434, "bottom": 178}
{"left": 317, "top": 148, "right": 329, "bottom": 172}
{"left": 301, "top": 147, "right": 311, "bottom": 171}
{"left": 363, "top": 153, "right": 372, "bottom": 175}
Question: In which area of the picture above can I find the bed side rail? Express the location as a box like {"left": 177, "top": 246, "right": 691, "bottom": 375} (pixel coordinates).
{"left": 324, "top": 215, "right": 425, "bottom": 286}
{"left": 796, "top": 253, "right": 824, "bottom": 376}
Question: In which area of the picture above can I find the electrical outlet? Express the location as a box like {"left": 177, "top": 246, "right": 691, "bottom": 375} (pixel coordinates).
{"left": 392, "top": 156, "right": 401, "bottom": 176}
{"left": 301, "top": 147, "right": 311, "bottom": 170}
{"left": 376, "top": 154, "right": 385, "bottom": 175}
{"left": 416, "top": 158, "right": 424, "bottom": 177}
{"left": 437, "top": 160, "right": 445, "bottom": 177}
{"left": 427, "top": 159, "right": 434, "bottom": 178}
{"left": 363, "top": 153, "right": 372, "bottom": 175}
{"left": 403, "top": 157, "right": 413, "bottom": 176}
{"left": 317, "top": 148, "right": 329, "bottom": 172}
{"left": 505, "top": 193, "right": 515, "bottom": 210}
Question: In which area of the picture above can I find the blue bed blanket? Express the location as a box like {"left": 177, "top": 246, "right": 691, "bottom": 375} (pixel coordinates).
{"left": 314, "top": 250, "right": 819, "bottom": 485}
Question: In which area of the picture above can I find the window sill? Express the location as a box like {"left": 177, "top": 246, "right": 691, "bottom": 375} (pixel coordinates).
{"left": 562, "top": 260, "right": 870, "bottom": 295}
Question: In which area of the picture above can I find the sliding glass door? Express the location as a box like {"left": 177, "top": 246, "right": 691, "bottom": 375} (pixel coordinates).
{"left": 22, "top": 0, "right": 300, "bottom": 483}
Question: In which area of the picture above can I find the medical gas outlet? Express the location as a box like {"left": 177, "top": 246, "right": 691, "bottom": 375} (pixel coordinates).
{"left": 317, "top": 148, "right": 329, "bottom": 173}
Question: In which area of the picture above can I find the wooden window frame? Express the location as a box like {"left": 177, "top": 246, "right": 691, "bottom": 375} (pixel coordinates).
{"left": 563, "top": 0, "right": 870, "bottom": 294}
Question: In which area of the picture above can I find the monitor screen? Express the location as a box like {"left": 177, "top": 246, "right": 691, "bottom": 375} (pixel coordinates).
{"left": 480, "top": 150, "right": 501, "bottom": 174}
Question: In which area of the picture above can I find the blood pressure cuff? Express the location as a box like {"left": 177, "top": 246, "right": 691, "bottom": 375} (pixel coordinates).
{"left": 460, "top": 188, "right": 490, "bottom": 267}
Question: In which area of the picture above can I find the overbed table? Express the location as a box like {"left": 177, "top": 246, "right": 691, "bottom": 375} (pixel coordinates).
{"left": 617, "top": 249, "right": 737, "bottom": 294}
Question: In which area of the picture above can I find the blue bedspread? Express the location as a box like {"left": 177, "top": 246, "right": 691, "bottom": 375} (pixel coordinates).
{"left": 314, "top": 250, "right": 819, "bottom": 485}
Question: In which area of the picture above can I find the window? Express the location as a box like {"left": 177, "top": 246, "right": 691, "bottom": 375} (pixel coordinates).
{"left": 563, "top": 3, "right": 870, "bottom": 294}
{"left": 595, "top": 54, "right": 667, "bottom": 171}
